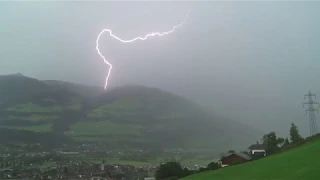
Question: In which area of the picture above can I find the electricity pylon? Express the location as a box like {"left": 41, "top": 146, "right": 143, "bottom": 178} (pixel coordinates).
{"left": 303, "top": 90, "right": 319, "bottom": 136}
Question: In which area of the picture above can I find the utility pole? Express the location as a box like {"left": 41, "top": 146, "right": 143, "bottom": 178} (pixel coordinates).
{"left": 303, "top": 90, "right": 319, "bottom": 136}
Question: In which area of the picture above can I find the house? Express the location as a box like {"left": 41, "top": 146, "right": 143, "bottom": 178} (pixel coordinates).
{"left": 218, "top": 152, "right": 251, "bottom": 167}
{"left": 248, "top": 142, "right": 266, "bottom": 160}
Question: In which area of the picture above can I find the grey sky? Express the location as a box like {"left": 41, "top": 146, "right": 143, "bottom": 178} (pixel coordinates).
{"left": 1, "top": 1, "right": 320, "bottom": 138}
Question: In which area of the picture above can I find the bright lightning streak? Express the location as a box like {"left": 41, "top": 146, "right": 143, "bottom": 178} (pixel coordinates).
{"left": 96, "top": 11, "right": 189, "bottom": 89}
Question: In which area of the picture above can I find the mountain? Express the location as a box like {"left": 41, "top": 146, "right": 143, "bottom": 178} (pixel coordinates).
{"left": 0, "top": 74, "right": 86, "bottom": 132}
{"left": 0, "top": 75, "right": 262, "bottom": 150}
{"left": 43, "top": 80, "right": 103, "bottom": 101}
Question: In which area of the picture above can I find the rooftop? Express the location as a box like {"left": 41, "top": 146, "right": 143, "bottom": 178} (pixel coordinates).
{"left": 248, "top": 143, "right": 266, "bottom": 150}
{"left": 221, "top": 152, "right": 251, "bottom": 160}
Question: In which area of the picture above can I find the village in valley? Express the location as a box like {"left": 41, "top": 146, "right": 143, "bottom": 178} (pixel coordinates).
{"left": 0, "top": 143, "right": 156, "bottom": 180}
{"left": 0, "top": 138, "right": 270, "bottom": 180}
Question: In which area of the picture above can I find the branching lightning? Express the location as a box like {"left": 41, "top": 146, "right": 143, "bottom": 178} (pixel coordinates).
{"left": 96, "top": 11, "right": 189, "bottom": 89}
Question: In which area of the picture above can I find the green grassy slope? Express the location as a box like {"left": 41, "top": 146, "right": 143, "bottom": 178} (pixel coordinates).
{"left": 0, "top": 75, "right": 261, "bottom": 149}
{"left": 71, "top": 120, "right": 143, "bottom": 137}
{"left": 0, "top": 74, "right": 86, "bottom": 134}
{"left": 74, "top": 85, "right": 260, "bottom": 149}
{"left": 182, "top": 137, "right": 320, "bottom": 180}
{"left": 1, "top": 123, "right": 52, "bottom": 132}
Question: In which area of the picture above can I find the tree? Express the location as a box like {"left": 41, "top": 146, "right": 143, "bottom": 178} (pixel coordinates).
{"left": 228, "top": 150, "right": 235, "bottom": 153}
{"left": 155, "top": 161, "right": 184, "bottom": 180}
{"left": 278, "top": 137, "right": 285, "bottom": 145}
{"left": 290, "top": 123, "right": 303, "bottom": 143}
{"left": 207, "top": 162, "right": 219, "bottom": 170}
{"left": 63, "top": 166, "right": 69, "bottom": 175}
{"left": 282, "top": 138, "right": 290, "bottom": 148}
{"left": 198, "top": 167, "right": 208, "bottom": 173}
{"left": 262, "top": 132, "right": 284, "bottom": 154}
{"left": 50, "top": 169, "right": 58, "bottom": 176}
{"left": 181, "top": 168, "right": 195, "bottom": 177}
{"left": 240, "top": 151, "right": 250, "bottom": 156}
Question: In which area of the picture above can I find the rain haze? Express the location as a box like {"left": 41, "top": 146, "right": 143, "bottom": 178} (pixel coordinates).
{"left": 1, "top": 1, "right": 320, "bottom": 138}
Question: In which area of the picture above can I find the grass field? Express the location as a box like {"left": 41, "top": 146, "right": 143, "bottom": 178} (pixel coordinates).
{"left": 181, "top": 136, "right": 320, "bottom": 180}
{"left": 70, "top": 120, "right": 143, "bottom": 137}
{"left": 87, "top": 96, "right": 191, "bottom": 120}
{"left": 6, "top": 102, "right": 63, "bottom": 113}
{"left": 87, "top": 97, "right": 143, "bottom": 119}
{"left": 0, "top": 124, "right": 52, "bottom": 132}
{"left": 84, "top": 158, "right": 152, "bottom": 167}
{"left": 6, "top": 114, "right": 59, "bottom": 121}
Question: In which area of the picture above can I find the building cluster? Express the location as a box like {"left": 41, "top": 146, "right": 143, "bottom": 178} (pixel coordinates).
{"left": 0, "top": 161, "right": 156, "bottom": 180}
{"left": 0, "top": 143, "right": 159, "bottom": 180}
{"left": 218, "top": 143, "right": 266, "bottom": 167}
{"left": 0, "top": 143, "right": 217, "bottom": 179}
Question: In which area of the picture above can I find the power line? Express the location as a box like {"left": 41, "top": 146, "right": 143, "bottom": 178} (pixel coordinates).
{"left": 303, "top": 90, "right": 319, "bottom": 136}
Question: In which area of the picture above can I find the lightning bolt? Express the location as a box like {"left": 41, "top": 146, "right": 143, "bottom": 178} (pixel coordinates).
{"left": 96, "top": 11, "right": 189, "bottom": 89}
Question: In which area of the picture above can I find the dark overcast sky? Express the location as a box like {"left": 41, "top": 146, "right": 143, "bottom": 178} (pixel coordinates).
{"left": 1, "top": 1, "right": 320, "bottom": 137}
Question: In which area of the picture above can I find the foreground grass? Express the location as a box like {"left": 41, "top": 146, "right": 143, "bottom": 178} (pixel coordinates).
{"left": 182, "top": 137, "right": 320, "bottom": 180}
